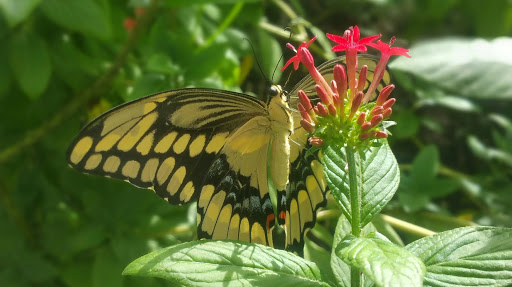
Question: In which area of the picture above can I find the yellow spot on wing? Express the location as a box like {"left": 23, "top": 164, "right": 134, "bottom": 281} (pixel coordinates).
{"left": 141, "top": 158, "right": 159, "bottom": 182}
{"left": 198, "top": 185, "right": 214, "bottom": 208}
{"left": 205, "top": 132, "right": 229, "bottom": 153}
{"left": 144, "top": 102, "right": 157, "bottom": 114}
{"left": 298, "top": 190, "right": 313, "bottom": 232}
{"left": 311, "top": 160, "right": 327, "bottom": 190}
{"left": 156, "top": 157, "right": 175, "bottom": 185}
{"left": 202, "top": 190, "right": 226, "bottom": 236}
{"left": 196, "top": 213, "right": 201, "bottom": 226}
{"left": 103, "top": 156, "right": 121, "bottom": 173}
{"left": 180, "top": 181, "right": 194, "bottom": 202}
{"left": 189, "top": 135, "right": 206, "bottom": 157}
{"left": 167, "top": 166, "right": 186, "bottom": 196}
{"left": 96, "top": 118, "right": 138, "bottom": 152}
{"left": 306, "top": 175, "right": 323, "bottom": 208}
{"left": 251, "top": 223, "right": 266, "bottom": 245}
{"left": 289, "top": 199, "right": 300, "bottom": 243}
{"left": 136, "top": 131, "right": 155, "bottom": 155}
{"left": 122, "top": 160, "right": 140, "bottom": 178}
{"left": 117, "top": 112, "right": 158, "bottom": 152}
{"left": 173, "top": 134, "right": 190, "bottom": 154}
{"left": 85, "top": 154, "right": 102, "bottom": 170}
{"left": 95, "top": 134, "right": 121, "bottom": 152}
{"left": 239, "top": 217, "right": 250, "bottom": 242}
{"left": 70, "top": 137, "right": 93, "bottom": 164}
{"left": 228, "top": 214, "right": 240, "bottom": 240}
{"left": 212, "top": 205, "right": 232, "bottom": 239}
{"left": 154, "top": 132, "right": 177, "bottom": 153}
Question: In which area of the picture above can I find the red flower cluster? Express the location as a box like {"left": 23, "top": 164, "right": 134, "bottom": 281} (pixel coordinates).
{"left": 282, "top": 26, "right": 410, "bottom": 147}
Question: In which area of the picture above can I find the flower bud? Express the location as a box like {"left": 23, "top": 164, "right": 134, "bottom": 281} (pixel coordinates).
{"left": 371, "top": 106, "right": 384, "bottom": 116}
{"left": 300, "top": 119, "right": 315, "bottom": 133}
{"left": 316, "top": 103, "right": 328, "bottom": 117}
{"left": 315, "top": 84, "right": 330, "bottom": 105}
{"left": 361, "top": 122, "right": 372, "bottom": 131}
{"left": 298, "top": 90, "right": 312, "bottom": 110}
{"left": 383, "top": 98, "right": 396, "bottom": 109}
{"left": 375, "top": 131, "right": 388, "bottom": 138}
{"left": 357, "top": 65, "right": 368, "bottom": 93}
{"left": 383, "top": 107, "right": 392, "bottom": 118}
{"left": 376, "top": 84, "right": 395, "bottom": 106}
{"left": 309, "top": 136, "right": 324, "bottom": 147}
{"left": 370, "top": 114, "right": 384, "bottom": 127}
{"left": 334, "top": 64, "right": 347, "bottom": 98}
{"left": 357, "top": 112, "right": 366, "bottom": 126}
{"left": 298, "top": 103, "right": 313, "bottom": 123}
{"left": 350, "top": 91, "right": 363, "bottom": 115}
{"left": 331, "top": 80, "right": 338, "bottom": 96}
{"left": 328, "top": 103, "right": 337, "bottom": 116}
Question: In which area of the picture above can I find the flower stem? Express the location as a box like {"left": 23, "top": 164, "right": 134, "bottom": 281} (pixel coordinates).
{"left": 346, "top": 146, "right": 362, "bottom": 287}
{"left": 347, "top": 147, "right": 361, "bottom": 237}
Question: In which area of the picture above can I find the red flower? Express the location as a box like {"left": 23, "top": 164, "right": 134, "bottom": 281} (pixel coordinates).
{"left": 281, "top": 36, "right": 317, "bottom": 71}
{"left": 363, "top": 37, "right": 410, "bottom": 103}
{"left": 326, "top": 26, "right": 380, "bottom": 53}
{"left": 366, "top": 37, "right": 411, "bottom": 59}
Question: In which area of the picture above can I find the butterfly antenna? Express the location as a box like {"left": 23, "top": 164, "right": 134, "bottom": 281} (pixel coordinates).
{"left": 244, "top": 38, "right": 270, "bottom": 85}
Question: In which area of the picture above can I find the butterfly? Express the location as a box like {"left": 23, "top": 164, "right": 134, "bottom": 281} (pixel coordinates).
{"left": 67, "top": 54, "right": 389, "bottom": 256}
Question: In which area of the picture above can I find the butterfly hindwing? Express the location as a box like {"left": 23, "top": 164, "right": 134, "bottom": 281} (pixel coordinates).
{"left": 67, "top": 88, "right": 284, "bottom": 246}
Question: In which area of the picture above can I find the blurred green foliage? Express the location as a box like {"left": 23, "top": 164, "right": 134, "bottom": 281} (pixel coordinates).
{"left": 0, "top": 0, "right": 511, "bottom": 286}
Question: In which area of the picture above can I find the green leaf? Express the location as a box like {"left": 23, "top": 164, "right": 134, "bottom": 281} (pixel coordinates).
{"left": 258, "top": 30, "right": 282, "bottom": 83}
{"left": 410, "top": 145, "right": 438, "bottom": 184}
{"left": 124, "top": 240, "right": 328, "bottom": 287}
{"left": 40, "top": 0, "right": 111, "bottom": 39}
{"left": 0, "top": 0, "right": 40, "bottom": 27}
{"left": 9, "top": 31, "right": 52, "bottom": 99}
{"left": 322, "top": 141, "right": 400, "bottom": 228}
{"left": 390, "top": 38, "right": 512, "bottom": 100}
{"left": 406, "top": 226, "right": 512, "bottom": 287}
{"left": 391, "top": 110, "right": 420, "bottom": 139}
{"left": 335, "top": 235, "right": 425, "bottom": 287}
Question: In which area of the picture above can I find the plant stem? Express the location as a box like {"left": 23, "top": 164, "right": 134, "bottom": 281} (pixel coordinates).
{"left": 346, "top": 146, "right": 362, "bottom": 287}
{"left": 347, "top": 147, "right": 361, "bottom": 237}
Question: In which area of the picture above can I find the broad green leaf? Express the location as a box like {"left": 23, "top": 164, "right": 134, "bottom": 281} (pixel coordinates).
{"left": 336, "top": 235, "right": 425, "bottom": 287}
{"left": 467, "top": 135, "right": 512, "bottom": 167}
{"left": 40, "top": 0, "right": 111, "bottom": 39}
{"left": 124, "top": 240, "right": 328, "bottom": 287}
{"left": 9, "top": 31, "right": 51, "bottom": 99}
{"left": 184, "top": 44, "right": 228, "bottom": 81}
{"left": 410, "top": 145, "right": 438, "bottom": 184}
{"left": 331, "top": 215, "right": 387, "bottom": 287}
{"left": 390, "top": 38, "right": 512, "bottom": 100}
{"left": 0, "top": 0, "right": 40, "bottom": 27}
{"left": 322, "top": 141, "right": 400, "bottom": 228}
{"left": 406, "top": 226, "right": 512, "bottom": 287}
{"left": 258, "top": 29, "right": 282, "bottom": 83}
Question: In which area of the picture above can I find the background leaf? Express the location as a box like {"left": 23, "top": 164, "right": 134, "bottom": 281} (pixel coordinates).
{"left": 40, "top": 0, "right": 111, "bottom": 39}
{"left": 390, "top": 38, "right": 512, "bottom": 100}
{"left": 9, "top": 31, "right": 51, "bottom": 99}
{"left": 406, "top": 226, "right": 512, "bottom": 287}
